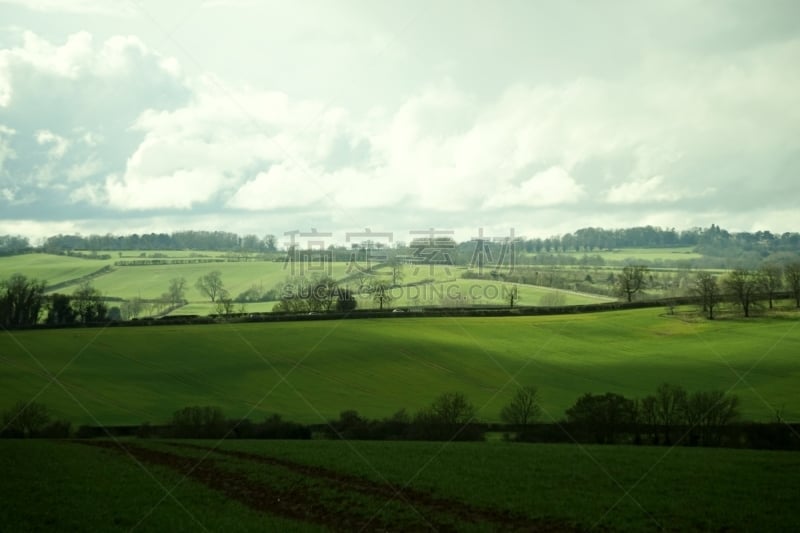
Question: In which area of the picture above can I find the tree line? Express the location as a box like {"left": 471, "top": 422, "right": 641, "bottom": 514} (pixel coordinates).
{"left": 520, "top": 224, "right": 800, "bottom": 256}
{"left": 6, "top": 385, "right": 796, "bottom": 450}
{"left": 38, "top": 231, "right": 279, "bottom": 254}
{"left": 689, "top": 263, "right": 800, "bottom": 318}
{"left": 4, "top": 223, "right": 799, "bottom": 262}
{"left": 0, "top": 276, "right": 109, "bottom": 327}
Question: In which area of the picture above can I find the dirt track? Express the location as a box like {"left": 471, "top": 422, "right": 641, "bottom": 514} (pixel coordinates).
{"left": 74, "top": 440, "right": 579, "bottom": 532}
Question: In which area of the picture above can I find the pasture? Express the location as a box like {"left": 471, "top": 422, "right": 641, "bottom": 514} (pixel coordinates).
{"left": 0, "top": 253, "right": 112, "bottom": 287}
{"left": 521, "top": 247, "right": 703, "bottom": 264}
{"left": 1, "top": 309, "right": 797, "bottom": 425}
{"left": 1, "top": 438, "right": 797, "bottom": 531}
{"left": 0, "top": 252, "right": 615, "bottom": 314}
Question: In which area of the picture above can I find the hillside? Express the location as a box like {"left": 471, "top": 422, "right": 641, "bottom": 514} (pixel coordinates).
{"left": 1, "top": 309, "right": 797, "bottom": 425}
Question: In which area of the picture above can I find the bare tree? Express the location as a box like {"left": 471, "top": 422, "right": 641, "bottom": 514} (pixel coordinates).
{"left": 784, "top": 262, "right": 800, "bottom": 308}
{"left": 167, "top": 276, "right": 188, "bottom": 306}
{"left": 539, "top": 291, "right": 566, "bottom": 306}
{"left": 693, "top": 272, "right": 721, "bottom": 319}
{"left": 655, "top": 383, "right": 687, "bottom": 445}
{"left": 506, "top": 285, "right": 520, "bottom": 308}
{"left": 195, "top": 271, "right": 224, "bottom": 302}
{"left": 683, "top": 390, "right": 740, "bottom": 446}
{"left": 2, "top": 400, "right": 50, "bottom": 437}
{"left": 723, "top": 268, "right": 760, "bottom": 317}
{"left": 120, "top": 297, "right": 144, "bottom": 320}
{"left": 758, "top": 264, "right": 783, "bottom": 309}
{"left": 429, "top": 392, "right": 476, "bottom": 426}
{"left": 388, "top": 257, "right": 405, "bottom": 286}
{"left": 369, "top": 279, "right": 394, "bottom": 310}
{"left": 214, "top": 289, "right": 234, "bottom": 317}
{"left": 309, "top": 274, "right": 339, "bottom": 312}
{"left": 616, "top": 265, "right": 648, "bottom": 302}
{"left": 500, "top": 385, "right": 542, "bottom": 426}
{"left": 640, "top": 395, "right": 659, "bottom": 444}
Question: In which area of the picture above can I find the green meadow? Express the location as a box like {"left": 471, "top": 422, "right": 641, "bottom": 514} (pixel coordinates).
{"left": 1, "top": 309, "right": 797, "bottom": 426}
{"left": 0, "top": 253, "right": 112, "bottom": 287}
{"left": 0, "top": 252, "right": 615, "bottom": 314}
{"left": 1, "top": 438, "right": 797, "bottom": 532}
{"left": 522, "top": 247, "right": 703, "bottom": 263}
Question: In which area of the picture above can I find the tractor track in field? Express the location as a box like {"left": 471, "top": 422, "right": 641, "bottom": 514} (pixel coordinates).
{"left": 73, "top": 440, "right": 579, "bottom": 532}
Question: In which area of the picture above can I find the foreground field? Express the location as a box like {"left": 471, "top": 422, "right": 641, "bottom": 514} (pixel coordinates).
{"left": 1, "top": 309, "right": 798, "bottom": 425}
{"left": 1, "top": 439, "right": 797, "bottom": 531}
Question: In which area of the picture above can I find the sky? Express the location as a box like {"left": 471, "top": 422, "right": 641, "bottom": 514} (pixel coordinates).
{"left": 0, "top": 0, "right": 798, "bottom": 245}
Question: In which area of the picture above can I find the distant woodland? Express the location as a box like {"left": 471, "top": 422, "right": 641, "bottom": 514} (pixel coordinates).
{"left": 2, "top": 225, "right": 799, "bottom": 266}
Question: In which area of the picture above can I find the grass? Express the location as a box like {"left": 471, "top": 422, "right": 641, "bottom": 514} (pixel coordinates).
{"left": 352, "top": 279, "right": 613, "bottom": 309}
{"left": 521, "top": 247, "right": 703, "bottom": 263}
{"left": 1, "top": 438, "right": 796, "bottom": 531}
{"left": 1, "top": 308, "right": 798, "bottom": 426}
{"left": 0, "top": 439, "right": 315, "bottom": 532}
{"left": 0, "top": 253, "right": 111, "bottom": 287}
{"left": 206, "top": 439, "right": 799, "bottom": 532}
{"left": 2, "top": 253, "right": 637, "bottom": 315}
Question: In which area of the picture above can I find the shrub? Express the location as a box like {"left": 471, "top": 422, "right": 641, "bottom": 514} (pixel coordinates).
{"left": 170, "top": 406, "right": 227, "bottom": 438}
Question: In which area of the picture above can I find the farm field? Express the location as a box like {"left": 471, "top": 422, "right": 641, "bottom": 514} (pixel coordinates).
{"left": 521, "top": 247, "right": 703, "bottom": 263}
{"left": 1, "top": 438, "right": 797, "bottom": 531}
{"left": 0, "top": 253, "right": 112, "bottom": 287}
{"left": 1, "top": 309, "right": 798, "bottom": 425}
{"left": 347, "top": 279, "right": 613, "bottom": 310}
{"left": 1, "top": 252, "right": 617, "bottom": 314}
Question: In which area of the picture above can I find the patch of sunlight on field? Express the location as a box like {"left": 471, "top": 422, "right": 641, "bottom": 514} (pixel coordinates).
{"left": 356, "top": 279, "right": 613, "bottom": 309}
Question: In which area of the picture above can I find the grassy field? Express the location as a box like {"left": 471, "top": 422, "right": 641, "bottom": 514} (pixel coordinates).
{"left": 1, "top": 438, "right": 797, "bottom": 531}
{"left": 0, "top": 439, "right": 313, "bottom": 532}
{"left": 0, "top": 254, "right": 112, "bottom": 287}
{"left": 1, "top": 252, "right": 616, "bottom": 315}
{"left": 1, "top": 308, "right": 798, "bottom": 425}
{"left": 521, "top": 247, "right": 703, "bottom": 263}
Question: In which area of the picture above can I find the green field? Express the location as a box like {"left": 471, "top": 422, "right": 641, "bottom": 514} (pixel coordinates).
{"left": 0, "top": 253, "right": 112, "bottom": 287}
{"left": 1, "top": 253, "right": 615, "bottom": 315}
{"left": 1, "top": 309, "right": 798, "bottom": 425}
{"left": 522, "top": 247, "right": 703, "bottom": 263}
{"left": 1, "top": 438, "right": 797, "bottom": 531}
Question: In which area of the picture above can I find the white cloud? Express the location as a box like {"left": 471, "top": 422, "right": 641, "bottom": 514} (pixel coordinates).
{"left": 0, "top": 0, "right": 134, "bottom": 15}
{"left": 104, "top": 168, "right": 227, "bottom": 210}
{"left": 0, "top": 30, "right": 190, "bottom": 203}
{"left": 227, "top": 165, "right": 328, "bottom": 210}
{"left": 484, "top": 166, "right": 584, "bottom": 208}
{"left": 606, "top": 176, "right": 677, "bottom": 204}
{"left": 0, "top": 125, "right": 15, "bottom": 170}
{"left": 605, "top": 176, "right": 717, "bottom": 205}
{"left": 1, "top": 14, "right": 799, "bottom": 236}
{"left": 35, "top": 129, "right": 69, "bottom": 159}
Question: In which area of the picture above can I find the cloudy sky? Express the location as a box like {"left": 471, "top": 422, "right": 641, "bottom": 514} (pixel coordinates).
{"left": 0, "top": 0, "right": 798, "bottom": 244}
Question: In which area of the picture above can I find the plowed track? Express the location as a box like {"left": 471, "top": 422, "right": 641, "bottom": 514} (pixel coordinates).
{"left": 74, "top": 440, "right": 579, "bottom": 532}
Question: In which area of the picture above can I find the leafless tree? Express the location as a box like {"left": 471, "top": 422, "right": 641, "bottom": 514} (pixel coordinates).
{"left": 616, "top": 265, "right": 648, "bottom": 302}
{"left": 167, "top": 276, "right": 188, "bottom": 306}
{"left": 500, "top": 385, "right": 541, "bottom": 426}
{"left": 655, "top": 383, "right": 687, "bottom": 445}
{"left": 693, "top": 272, "right": 721, "bottom": 319}
{"left": 758, "top": 264, "right": 783, "bottom": 309}
{"left": 784, "top": 262, "right": 800, "bottom": 308}
{"left": 723, "top": 268, "right": 760, "bottom": 317}
{"left": 195, "top": 271, "right": 224, "bottom": 302}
